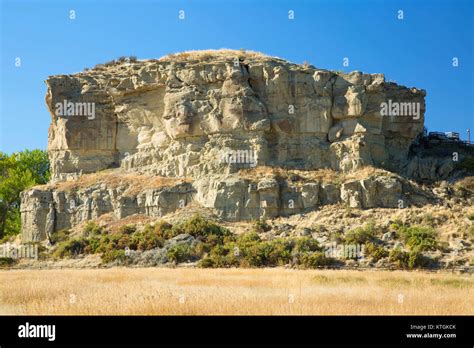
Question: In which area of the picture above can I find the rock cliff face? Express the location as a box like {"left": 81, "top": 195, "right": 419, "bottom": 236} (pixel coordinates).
{"left": 46, "top": 50, "right": 425, "bottom": 181}
{"left": 22, "top": 50, "right": 455, "bottom": 242}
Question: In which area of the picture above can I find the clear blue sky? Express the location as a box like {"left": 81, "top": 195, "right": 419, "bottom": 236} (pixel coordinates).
{"left": 1, "top": 0, "right": 473, "bottom": 153}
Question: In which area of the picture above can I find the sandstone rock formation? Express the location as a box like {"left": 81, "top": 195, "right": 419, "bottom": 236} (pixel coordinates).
{"left": 45, "top": 50, "right": 426, "bottom": 181}
{"left": 21, "top": 50, "right": 470, "bottom": 242}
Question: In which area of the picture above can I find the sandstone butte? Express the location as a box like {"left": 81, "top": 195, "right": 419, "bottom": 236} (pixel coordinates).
{"left": 20, "top": 49, "right": 473, "bottom": 243}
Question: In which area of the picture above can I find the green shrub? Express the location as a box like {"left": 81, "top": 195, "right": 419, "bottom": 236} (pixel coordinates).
{"left": 83, "top": 221, "right": 105, "bottom": 237}
{"left": 150, "top": 221, "right": 176, "bottom": 240}
{"left": 400, "top": 225, "right": 438, "bottom": 251}
{"left": 408, "top": 247, "right": 434, "bottom": 268}
{"left": 238, "top": 232, "right": 261, "bottom": 244}
{"left": 193, "top": 240, "right": 212, "bottom": 256}
{"left": 0, "top": 257, "right": 16, "bottom": 267}
{"left": 299, "top": 252, "right": 334, "bottom": 268}
{"left": 53, "top": 220, "right": 188, "bottom": 261}
{"left": 0, "top": 234, "right": 14, "bottom": 244}
{"left": 113, "top": 233, "right": 131, "bottom": 249}
{"left": 130, "top": 225, "right": 164, "bottom": 251}
{"left": 205, "top": 232, "right": 236, "bottom": 247}
{"left": 344, "top": 223, "right": 378, "bottom": 245}
{"left": 49, "top": 229, "right": 70, "bottom": 244}
{"left": 198, "top": 257, "right": 216, "bottom": 268}
{"left": 167, "top": 244, "right": 196, "bottom": 263}
{"left": 235, "top": 234, "right": 289, "bottom": 267}
{"left": 84, "top": 236, "right": 101, "bottom": 254}
{"left": 53, "top": 238, "right": 88, "bottom": 258}
{"left": 389, "top": 248, "right": 410, "bottom": 268}
{"left": 101, "top": 249, "right": 127, "bottom": 263}
{"left": 389, "top": 247, "right": 433, "bottom": 269}
{"left": 206, "top": 255, "right": 237, "bottom": 268}
{"left": 241, "top": 239, "right": 293, "bottom": 267}
{"left": 101, "top": 233, "right": 130, "bottom": 252}
{"left": 84, "top": 232, "right": 130, "bottom": 256}
{"left": 291, "top": 237, "right": 321, "bottom": 254}
{"left": 172, "top": 215, "right": 232, "bottom": 244}
{"left": 119, "top": 224, "right": 136, "bottom": 234}
{"left": 199, "top": 234, "right": 298, "bottom": 268}
{"left": 198, "top": 234, "right": 330, "bottom": 268}
{"left": 389, "top": 220, "right": 404, "bottom": 235}
{"left": 253, "top": 219, "right": 271, "bottom": 233}
{"left": 198, "top": 245, "right": 240, "bottom": 268}
{"left": 201, "top": 242, "right": 240, "bottom": 267}
{"left": 365, "top": 242, "right": 388, "bottom": 262}
{"left": 56, "top": 223, "right": 168, "bottom": 260}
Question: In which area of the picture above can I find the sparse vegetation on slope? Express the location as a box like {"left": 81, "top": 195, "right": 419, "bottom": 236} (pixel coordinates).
{"left": 157, "top": 49, "right": 275, "bottom": 62}
{"left": 44, "top": 214, "right": 451, "bottom": 270}
{"left": 39, "top": 170, "right": 189, "bottom": 194}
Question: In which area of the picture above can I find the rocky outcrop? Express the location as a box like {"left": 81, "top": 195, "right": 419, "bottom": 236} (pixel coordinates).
{"left": 45, "top": 51, "right": 425, "bottom": 181}
{"left": 24, "top": 50, "right": 468, "bottom": 243}
{"left": 21, "top": 180, "right": 194, "bottom": 242}
{"left": 21, "top": 168, "right": 439, "bottom": 241}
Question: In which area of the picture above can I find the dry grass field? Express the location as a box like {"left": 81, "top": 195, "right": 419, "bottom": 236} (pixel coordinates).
{"left": 0, "top": 268, "right": 472, "bottom": 315}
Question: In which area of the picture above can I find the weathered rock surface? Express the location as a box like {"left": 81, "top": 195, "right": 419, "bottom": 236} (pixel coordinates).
{"left": 21, "top": 50, "right": 472, "bottom": 243}
{"left": 21, "top": 167, "right": 440, "bottom": 242}
{"left": 45, "top": 51, "right": 425, "bottom": 181}
{"left": 21, "top": 180, "right": 194, "bottom": 242}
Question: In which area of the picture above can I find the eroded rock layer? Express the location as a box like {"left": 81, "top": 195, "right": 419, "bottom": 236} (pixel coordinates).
{"left": 46, "top": 51, "right": 425, "bottom": 181}
{"left": 21, "top": 169, "right": 438, "bottom": 241}
{"left": 22, "top": 50, "right": 447, "bottom": 242}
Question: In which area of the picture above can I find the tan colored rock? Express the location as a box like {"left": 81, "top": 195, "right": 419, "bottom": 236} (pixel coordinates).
{"left": 340, "top": 176, "right": 403, "bottom": 209}
{"left": 332, "top": 85, "right": 367, "bottom": 119}
{"left": 21, "top": 50, "right": 436, "bottom": 242}
{"left": 44, "top": 50, "right": 425, "bottom": 181}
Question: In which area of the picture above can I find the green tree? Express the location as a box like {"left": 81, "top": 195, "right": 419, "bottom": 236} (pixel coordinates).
{"left": 0, "top": 150, "right": 49, "bottom": 238}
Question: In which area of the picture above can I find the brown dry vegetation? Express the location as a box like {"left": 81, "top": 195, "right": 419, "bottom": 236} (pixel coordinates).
{"left": 157, "top": 49, "right": 279, "bottom": 63}
{"left": 89, "top": 49, "right": 291, "bottom": 72}
{"left": 239, "top": 165, "right": 393, "bottom": 185}
{"left": 35, "top": 170, "right": 190, "bottom": 194}
{"left": 91, "top": 213, "right": 156, "bottom": 234}
{"left": 454, "top": 176, "right": 474, "bottom": 192}
{"left": 0, "top": 268, "right": 472, "bottom": 315}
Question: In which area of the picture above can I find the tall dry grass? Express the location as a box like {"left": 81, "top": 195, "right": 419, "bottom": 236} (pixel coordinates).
{"left": 0, "top": 268, "right": 472, "bottom": 315}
